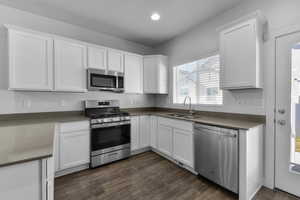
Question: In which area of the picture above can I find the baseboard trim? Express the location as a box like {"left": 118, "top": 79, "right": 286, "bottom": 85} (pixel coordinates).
{"left": 55, "top": 163, "right": 89, "bottom": 178}
{"left": 150, "top": 148, "right": 197, "bottom": 175}
{"left": 130, "top": 147, "right": 151, "bottom": 155}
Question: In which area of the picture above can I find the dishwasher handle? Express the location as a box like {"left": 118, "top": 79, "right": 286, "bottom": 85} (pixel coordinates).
{"left": 194, "top": 127, "right": 238, "bottom": 138}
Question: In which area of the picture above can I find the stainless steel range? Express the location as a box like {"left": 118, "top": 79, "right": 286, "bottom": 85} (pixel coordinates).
{"left": 85, "top": 100, "right": 131, "bottom": 168}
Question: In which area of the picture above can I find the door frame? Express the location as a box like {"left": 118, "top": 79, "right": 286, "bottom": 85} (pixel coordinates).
{"left": 274, "top": 23, "right": 300, "bottom": 191}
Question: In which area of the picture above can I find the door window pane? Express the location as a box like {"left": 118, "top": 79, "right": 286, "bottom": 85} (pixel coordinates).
{"left": 291, "top": 43, "right": 300, "bottom": 167}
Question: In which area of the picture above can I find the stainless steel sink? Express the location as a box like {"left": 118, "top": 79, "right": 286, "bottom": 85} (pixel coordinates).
{"left": 165, "top": 113, "right": 199, "bottom": 119}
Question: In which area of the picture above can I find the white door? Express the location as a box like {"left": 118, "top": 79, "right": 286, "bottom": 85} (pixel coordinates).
{"left": 157, "top": 124, "right": 173, "bottom": 156}
{"left": 130, "top": 116, "right": 140, "bottom": 151}
{"left": 173, "top": 128, "right": 194, "bottom": 168}
{"left": 124, "top": 53, "right": 143, "bottom": 93}
{"left": 107, "top": 49, "right": 123, "bottom": 72}
{"left": 8, "top": 29, "right": 53, "bottom": 91}
{"left": 139, "top": 115, "right": 150, "bottom": 148}
{"left": 59, "top": 131, "right": 90, "bottom": 170}
{"left": 87, "top": 45, "right": 107, "bottom": 70}
{"left": 150, "top": 116, "right": 158, "bottom": 148}
{"left": 54, "top": 39, "right": 87, "bottom": 92}
{"left": 275, "top": 30, "right": 300, "bottom": 197}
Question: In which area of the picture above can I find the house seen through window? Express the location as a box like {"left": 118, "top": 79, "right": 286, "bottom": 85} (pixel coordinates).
{"left": 173, "top": 54, "right": 223, "bottom": 105}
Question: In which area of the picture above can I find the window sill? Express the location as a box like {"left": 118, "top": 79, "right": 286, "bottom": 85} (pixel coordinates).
{"left": 172, "top": 103, "right": 223, "bottom": 107}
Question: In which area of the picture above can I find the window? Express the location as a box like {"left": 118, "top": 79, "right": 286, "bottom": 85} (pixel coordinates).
{"left": 173, "top": 54, "right": 223, "bottom": 105}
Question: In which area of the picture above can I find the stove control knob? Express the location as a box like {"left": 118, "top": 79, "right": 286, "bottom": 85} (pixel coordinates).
{"left": 97, "top": 119, "right": 103, "bottom": 123}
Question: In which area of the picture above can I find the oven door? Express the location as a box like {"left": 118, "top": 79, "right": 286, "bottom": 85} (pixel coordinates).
{"left": 91, "top": 122, "right": 130, "bottom": 156}
{"left": 88, "top": 69, "right": 117, "bottom": 91}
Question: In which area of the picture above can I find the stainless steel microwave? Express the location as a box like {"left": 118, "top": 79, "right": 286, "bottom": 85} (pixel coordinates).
{"left": 87, "top": 69, "right": 124, "bottom": 92}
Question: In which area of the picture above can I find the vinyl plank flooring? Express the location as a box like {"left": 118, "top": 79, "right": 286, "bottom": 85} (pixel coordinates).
{"left": 55, "top": 152, "right": 299, "bottom": 200}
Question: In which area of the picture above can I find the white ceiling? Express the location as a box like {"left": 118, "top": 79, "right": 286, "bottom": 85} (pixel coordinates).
{"left": 0, "top": 0, "right": 242, "bottom": 47}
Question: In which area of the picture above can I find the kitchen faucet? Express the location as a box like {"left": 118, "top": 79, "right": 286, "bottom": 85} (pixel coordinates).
{"left": 184, "top": 96, "right": 194, "bottom": 115}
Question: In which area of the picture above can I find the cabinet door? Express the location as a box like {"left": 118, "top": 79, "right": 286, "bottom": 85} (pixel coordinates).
{"left": 173, "top": 128, "right": 194, "bottom": 168}
{"left": 54, "top": 129, "right": 60, "bottom": 172}
{"left": 220, "top": 19, "right": 257, "bottom": 89}
{"left": 130, "top": 116, "right": 140, "bottom": 151}
{"left": 157, "top": 124, "right": 173, "bottom": 157}
{"left": 143, "top": 57, "right": 158, "bottom": 93}
{"left": 0, "top": 160, "right": 42, "bottom": 200}
{"left": 8, "top": 29, "right": 53, "bottom": 91}
{"left": 139, "top": 115, "right": 150, "bottom": 148}
{"left": 107, "top": 49, "right": 123, "bottom": 72}
{"left": 42, "top": 158, "right": 54, "bottom": 200}
{"left": 124, "top": 53, "right": 143, "bottom": 93}
{"left": 59, "top": 130, "right": 90, "bottom": 170}
{"left": 150, "top": 116, "right": 158, "bottom": 148}
{"left": 87, "top": 45, "right": 107, "bottom": 70}
{"left": 54, "top": 39, "right": 87, "bottom": 92}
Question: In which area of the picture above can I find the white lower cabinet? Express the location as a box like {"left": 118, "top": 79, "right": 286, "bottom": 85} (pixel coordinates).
{"left": 59, "top": 130, "right": 90, "bottom": 170}
{"left": 54, "top": 121, "right": 90, "bottom": 174}
{"left": 139, "top": 115, "right": 150, "bottom": 148}
{"left": 157, "top": 124, "right": 173, "bottom": 157}
{"left": 130, "top": 115, "right": 151, "bottom": 151}
{"left": 130, "top": 115, "right": 194, "bottom": 169}
{"left": 173, "top": 128, "right": 194, "bottom": 168}
{"left": 150, "top": 116, "right": 158, "bottom": 148}
{"left": 130, "top": 116, "right": 140, "bottom": 151}
{"left": 156, "top": 117, "right": 194, "bottom": 169}
{"left": 0, "top": 157, "right": 54, "bottom": 200}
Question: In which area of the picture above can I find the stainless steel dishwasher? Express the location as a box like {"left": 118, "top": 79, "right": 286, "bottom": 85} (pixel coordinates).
{"left": 194, "top": 123, "right": 239, "bottom": 193}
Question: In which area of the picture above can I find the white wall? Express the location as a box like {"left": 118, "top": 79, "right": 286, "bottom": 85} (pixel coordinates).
{"left": 154, "top": 0, "right": 300, "bottom": 189}
{"left": 0, "top": 4, "right": 155, "bottom": 114}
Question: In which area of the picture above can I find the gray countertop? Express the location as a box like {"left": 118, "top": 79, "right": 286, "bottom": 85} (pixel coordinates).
{"left": 0, "top": 108, "right": 264, "bottom": 167}
{"left": 124, "top": 108, "right": 265, "bottom": 130}
{"left": 0, "top": 112, "right": 88, "bottom": 167}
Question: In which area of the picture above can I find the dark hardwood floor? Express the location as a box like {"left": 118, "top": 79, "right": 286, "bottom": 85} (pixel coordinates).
{"left": 55, "top": 152, "right": 300, "bottom": 200}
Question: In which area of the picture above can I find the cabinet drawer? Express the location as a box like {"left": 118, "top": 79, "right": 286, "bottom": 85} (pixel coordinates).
{"left": 59, "top": 121, "right": 89, "bottom": 133}
{"left": 158, "top": 117, "right": 193, "bottom": 132}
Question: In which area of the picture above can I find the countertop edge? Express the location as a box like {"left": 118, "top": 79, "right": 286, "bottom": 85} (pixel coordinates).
{"left": 0, "top": 153, "right": 52, "bottom": 168}
{"left": 127, "top": 111, "right": 264, "bottom": 130}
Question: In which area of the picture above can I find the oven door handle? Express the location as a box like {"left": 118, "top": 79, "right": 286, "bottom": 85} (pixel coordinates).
{"left": 91, "top": 121, "right": 130, "bottom": 129}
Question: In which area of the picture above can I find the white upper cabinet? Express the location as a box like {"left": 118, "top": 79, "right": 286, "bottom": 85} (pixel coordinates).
{"left": 54, "top": 38, "right": 87, "bottom": 92}
{"left": 87, "top": 45, "right": 107, "bottom": 70}
{"left": 107, "top": 49, "right": 124, "bottom": 72}
{"left": 124, "top": 53, "right": 143, "bottom": 93}
{"left": 8, "top": 27, "right": 53, "bottom": 91}
{"left": 7, "top": 25, "right": 146, "bottom": 93}
{"left": 219, "top": 11, "right": 265, "bottom": 89}
{"left": 143, "top": 55, "right": 168, "bottom": 94}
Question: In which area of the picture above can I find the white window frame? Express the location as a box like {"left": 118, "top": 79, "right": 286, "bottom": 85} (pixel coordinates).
{"left": 172, "top": 53, "right": 223, "bottom": 106}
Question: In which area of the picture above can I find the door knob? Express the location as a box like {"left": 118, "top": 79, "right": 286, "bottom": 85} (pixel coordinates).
{"left": 277, "top": 120, "right": 286, "bottom": 126}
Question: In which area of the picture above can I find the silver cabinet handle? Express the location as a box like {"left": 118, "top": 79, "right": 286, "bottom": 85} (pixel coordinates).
{"left": 278, "top": 109, "right": 285, "bottom": 114}
{"left": 277, "top": 120, "right": 286, "bottom": 126}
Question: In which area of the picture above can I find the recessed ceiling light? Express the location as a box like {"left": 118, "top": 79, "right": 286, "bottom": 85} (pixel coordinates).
{"left": 151, "top": 13, "right": 160, "bottom": 21}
